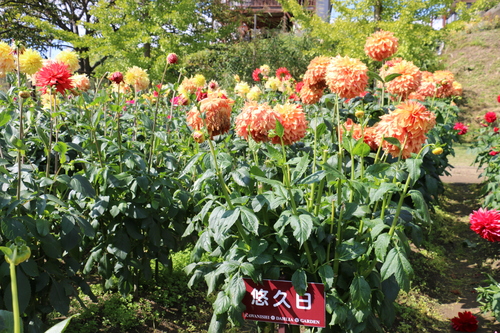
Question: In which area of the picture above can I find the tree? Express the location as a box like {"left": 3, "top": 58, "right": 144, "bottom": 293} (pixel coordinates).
{"left": 277, "top": 0, "right": 455, "bottom": 70}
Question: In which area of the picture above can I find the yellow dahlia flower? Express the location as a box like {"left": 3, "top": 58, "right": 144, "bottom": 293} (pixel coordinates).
{"left": 193, "top": 74, "right": 206, "bottom": 88}
{"left": 0, "top": 42, "right": 15, "bottom": 77}
{"left": 246, "top": 86, "right": 262, "bottom": 101}
{"left": 235, "top": 81, "right": 251, "bottom": 97}
{"left": 124, "top": 66, "right": 150, "bottom": 91}
{"left": 40, "top": 93, "right": 60, "bottom": 109}
{"left": 55, "top": 50, "right": 80, "bottom": 73}
{"left": 19, "top": 49, "right": 43, "bottom": 75}
{"left": 265, "top": 77, "right": 282, "bottom": 91}
{"left": 325, "top": 55, "right": 369, "bottom": 99}
{"left": 235, "top": 102, "right": 278, "bottom": 142}
{"left": 364, "top": 30, "right": 398, "bottom": 62}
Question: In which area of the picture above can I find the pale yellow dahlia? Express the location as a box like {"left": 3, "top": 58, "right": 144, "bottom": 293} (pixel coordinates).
{"left": 374, "top": 100, "right": 436, "bottom": 158}
{"left": 19, "top": 49, "right": 43, "bottom": 75}
{"left": 234, "top": 81, "right": 251, "bottom": 97}
{"left": 272, "top": 103, "right": 308, "bottom": 145}
{"left": 265, "top": 77, "right": 282, "bottom": 92}
{"left": 364, "top": 30, "right": 398, "bottom": 62}
{"left": 40, "top": 93, "right": 60, "bottom": 109}
{"left": 260, "top": 64, "right": 271, "bottom": 76}
{"left": 186, "top": 96, "right": 232, "bottom": 137}
{"left": 452, "top": 81, "right": 463, "bottom": 96}
{"left": 0, "top": 42, "right": 15, "bottom": 77}
{"left": 383, "top": 60, "right": 422, "bottom": 99}
{"left": 55, "top": 50, "right": 79, "bottom": 72}
{"left": 246, "top": 86, "right": 262, "bottom": 101}
{"left": 71, "top": 74, "right": 91, "bottom": 92}
{"left": 299, "top": 83, "right": 325, "bottom": 105}
{"left": 124, "top": 66, "right": 150, "bottom": 91}
{"left": 325, "top": 55, "right": 369, "bottom": 99}
{"left": 193, "top": 74, "right": 206, "bottom": 88}
{"left": 235, "top": 102, "right": 279, "bottom": 142}
{"left": 303, "top": 56, "right": 330, "bottom": 89}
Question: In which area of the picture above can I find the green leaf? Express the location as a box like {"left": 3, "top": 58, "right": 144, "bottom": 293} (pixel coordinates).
{"left": 384, "top": 73, "right": 402, "bottom": 82}
{"left": 0, "top": 110, "right": 11, "bottom": 127}
{"left": 45, "top": 316, "right": 74, "bottom": 333}
{"left": 367, "top": 71, "right": 384, "bottom": 83}
{"left": 380, "top": 246, "right": 413, "bottom": 291}
{"left": 352, "top": 139, "right": 371, "bottom": 157}
{"left": 53, "top": 142, "right": 68, "bottom": 164}
{"left": 370, "top": 182, "right": 399, "bottom": 204}
{"left": 374, "top": 233, "right": 391, "bottom": 261}
{"left": 337, "top": 240, "right": 366, "bottom": 261}
{"left": 213, "top": 291, "right": 230, "bottom": 315}
{"left": 239, "top": 207, "right": 259, "bottom": 235}
{"left": 69, "top": 175, "right": 96, "bottom": 198}
{"left": 409, "top": 190, "right": 431, "bottom": 224}
{"left": 318, "top": 265, "right": 334, "bottom": 289}
{"left": 0, "top": 310, "right": 17, "bottom": 333}
{"left": 49, "top": 281, "right": 70, "bottom": 315}
{"left": 350, "top": 276, "right": 371, "bottom": 309}
{"left": 291, "top": 154, "right": 309, "bottom": 185}
{"left": 405, "top": 158, "right": 423, "bottom": 186}
{"left": 275, "top": 119, "right": 284, "bottom": 138}
{"left": 384, "top": 137, "right": 401, "bottom": 148}
{"left": 290, "top": 214, "right": 313, "bottom": 246}
{"left": 296, "top": 170, "right": 326, "bottom": 185}
{"left": 263, "top": 143, "right": 284, "bottom": 164}
{"left": 292, "top": 269, "right": 307, "bottom": 296}
{"left": 229, "top": 274, "right": 246, "bottom": 307}
{"left": 231, "top": 168, "right": 252, "bottom": 187}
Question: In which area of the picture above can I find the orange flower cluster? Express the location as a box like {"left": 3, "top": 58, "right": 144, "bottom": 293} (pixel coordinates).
{"left": 364, "top": 30, "right": 398, "bottom": 62}
{"left": 373, "top": 100, "right": 436, "bottom": 158}
{"left": 235, "top": 102, "right": 279, "bottom": 143}
{"left": 272, "top": 103, "right": 308, "bottom": 145}
{"left": 433, "top": 70, "right": 456, "bottom": 98}
{"left": 408, "top": 71, "right": 437, "bottom": 101}
{"left": 186, "top": 96, "right": 232, "bottom": 138}
{"left": 325, "top": 55, "right": 369, "bottom": 99}
{"left": 235, "top": 102, "right": 308, "bottom": 145}
{"left": 300, "top": 56, "right": 330, "bottom": 104}
{"left": 382, "top": 59, "right": 422, "bottom": 99}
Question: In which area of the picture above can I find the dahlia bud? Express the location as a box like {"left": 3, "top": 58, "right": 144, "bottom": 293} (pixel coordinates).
{"left": 355, "top": 110, "right": 365, "bottom": 119}
{"left": 18, "top": 91, "right": 31, "bottom": 99}
{"left": 167, "top": 53, "right": 178, "bottom": 64}
{"left": 192, "top": 130, "right": 205, "bottom": 143}
{"left": 432, "top": 147, "right": 443, "bottom": 155}
{"left": 108, "top": 71, "right": 124, "bottom": 84}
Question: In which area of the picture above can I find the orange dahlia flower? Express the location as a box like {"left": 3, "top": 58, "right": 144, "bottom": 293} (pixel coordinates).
{"left": 179, "top": 77, "right": 198, "bottom": 95}
{"left": 235, "top": 102, "right": 278, "bottom": 142}
{"left": 299, "top": 83, "right": 325, "bottom": 105}
{"left": 303, "top": 56, "right": 330, "bottom": 89}
{"left": 339, "top": 118, "right": 363, "bottom": 141}
{"left": 433, "top": 70, "right": 455, "bottom": 98}
{"left": 325, "top": 55, "right": 369, "bottom": 99}
{"left": 71, "top": 74, "right": 91, "bottom": 92}
{"left": 383, "top": 59, "right": 422, "bottom": 99}
{"left": 186, "top": 96, "right": 232, "bottom": 138}
{"left": 364, "top": 30, "right": 398, "bottom": 62}
{"left": 452, "top": 81, "right": 463, "bottom": 96}
{"left": 374, "top": 100, "right": 436, "bottom": 158}
{"left": 272, "top": 103, "right": 308, "bottom": 145}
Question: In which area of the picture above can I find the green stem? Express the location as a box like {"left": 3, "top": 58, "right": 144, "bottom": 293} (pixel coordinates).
{"left": 207, "top": 138, "right": 250, "bottom": 245}
{"left": 308, "top": 116, "right": 319, "bottom": 211}
{"left": 388, "top": 178, "right": 410, "bottom": 238}
{"left": 326, "top": 201, "right": 335, "bottom": 263}
{"left": 10, "top": 250, "right": 20, "bottom": 333}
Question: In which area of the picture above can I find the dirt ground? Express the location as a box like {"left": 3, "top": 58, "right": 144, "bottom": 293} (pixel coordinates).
{"left": 437, "top": 165, "right": 500, "bottom": 332}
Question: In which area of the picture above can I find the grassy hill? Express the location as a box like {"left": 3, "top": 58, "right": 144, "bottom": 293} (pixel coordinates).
{"left": 440, "top": 26, "right": 500, "bottom": 125}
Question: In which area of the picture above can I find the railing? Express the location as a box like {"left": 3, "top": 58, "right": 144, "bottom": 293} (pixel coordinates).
{"left": 230, "top": 0, "right": 315, "bottom": 12}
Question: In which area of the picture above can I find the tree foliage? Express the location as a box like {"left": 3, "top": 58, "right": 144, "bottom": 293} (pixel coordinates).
{"left": 277, "top": 0, "right": 455, "bottom": 71}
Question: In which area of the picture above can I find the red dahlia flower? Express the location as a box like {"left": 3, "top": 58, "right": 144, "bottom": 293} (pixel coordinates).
{"left": 485, "top": 111, "right": 497, "bottom": 123}
{"left": 489, "top": 150, "right": 499, "bottom": 156}
{"left": 470, "top": 207, "right": 500, "bottom": 242}
{"left": 252, "top": 68, "right": 263, "bottom": 82}
{"left": 35, "top": 62, "right": 74, "bottom": 95}
{"left": 108, "top": 71, "right": 124, "bottom": 84}
{"left": 497, "top": 95, "right": 500, "bottom": 103}
{"left": 453, "top": 122, "right": 468, "bottom": 135}
{"left": 276, "top": 67, "right": 292, "bottom": 81}
{"left": 451, "top": 311, "right": 478, "bottom": 332}
{"left": 167, "top": 53, "right": 178, "bottom": 64}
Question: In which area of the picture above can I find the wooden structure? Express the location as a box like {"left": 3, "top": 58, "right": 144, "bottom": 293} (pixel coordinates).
{"left": 228, "top": 0, "right": 329, "bottom": 31}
